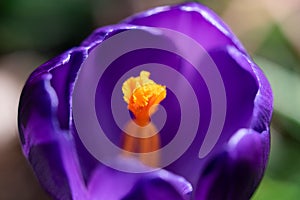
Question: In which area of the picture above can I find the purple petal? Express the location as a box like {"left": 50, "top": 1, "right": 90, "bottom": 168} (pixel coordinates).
{"left": 195, "top": 128, "right": 269, "bottom": 200}
{"left": 165, "top": 45, "right": 259, "bottom": 185}
{"left": 122, "top": 177, "right": 186, "bottom": 200}
{"left": 81, "top": 24, "right": 142, "bottom": 51}
{"left": 123, "top": 2, "right": 246, "bottom": 53}
{"left": 19, "top": 47, "right": 100, "bottom": 185}
{"left": 250, "top": 63, "right": 273, "bottom": 133}
{"left": 18, "top": 74, "right": 87, "bottom": 199}
{"left": 24, "top": 48, "right": 88, "bottom": 130}
{"left": 88, "top": 159, "right": 192, "bottom": 200}
{"left": 19, "top": 73, "right": 59, "bottom": 153}
{"left": 29, "top": 138, "right": 88, "bottom": 200}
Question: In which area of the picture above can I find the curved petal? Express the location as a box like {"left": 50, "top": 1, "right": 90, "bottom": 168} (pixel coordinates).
{"left": 214, "top": 46, "right": 272, "bottom": 168}
{"left": 18, "top": 74, "right": 87, "bottom": 199}
{"left": 19, "top": 72, "right": 63, "bottom": 153}
{"left": 25, "top": 48, "right": 88, "bottom": 130}
{"left": 250, "top": 62, "right": 273, "bottom": 133}
{"left": 221, "top": 47, "right": 273, "bottom": 133}
{"left": 123, "top": 2, "right": 246, "bottom": 54}
{"left": 122, "top": 177, "right": 186, "bottom": 200}
{"left": 88, "top": 159, "right": 192, "bottom": 200}
{"left": 81, "top": 24, "right": 143, "bottom": 51}
{"left": 195, "top": 128, "right": 269, "bottom": 200}
{"left": 208, "top": 46, "right": 259, "bottom": 141}
{"left": 29, "top": 137, "right": 88, "bottom": 200}
{"left": 20, "top": 47, "right": 100, "bottom": 185}
{"left": 165, "top": 45, "right": 259, "bottom": 186}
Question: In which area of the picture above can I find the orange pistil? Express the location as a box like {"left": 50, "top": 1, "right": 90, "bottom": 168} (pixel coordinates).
{"left": 121, "top": 71, "right": 166, "bottom": 167}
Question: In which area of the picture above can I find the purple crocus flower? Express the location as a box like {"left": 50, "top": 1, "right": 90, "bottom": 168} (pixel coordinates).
{"left": 18, "top": 2, "right": 273, "bottom": 200}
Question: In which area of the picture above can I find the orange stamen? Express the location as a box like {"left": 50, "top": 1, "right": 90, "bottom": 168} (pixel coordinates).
{"left": 121, "top": 71, "right": 166, "bottom": 167}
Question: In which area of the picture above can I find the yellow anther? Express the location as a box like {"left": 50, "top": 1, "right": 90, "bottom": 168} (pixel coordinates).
{"left": 122, "top": 71, "right": 166, "bottom": 126}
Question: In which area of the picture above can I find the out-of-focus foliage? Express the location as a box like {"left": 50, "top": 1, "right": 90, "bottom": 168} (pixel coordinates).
{"left": 256, "top": 25, "right": 300, "bottom": 73}
{"left": 0, "top": 0, "right": 93, "bottom": 55}
{"left": 252, "top": 17, "right": 300, "bottom": 200}
{"left": 255, "top": 24, "right": 300, "bottom": 142}
{"left": 253, "top": 53, "right": 300, "bottom": 200}
{"left": 253, "top": 176, "right": 300, "bottom": 199}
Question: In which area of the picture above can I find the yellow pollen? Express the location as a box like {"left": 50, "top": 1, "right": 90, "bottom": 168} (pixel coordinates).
{"left": 122, "top": 71, "right": 166, "bottom": 126}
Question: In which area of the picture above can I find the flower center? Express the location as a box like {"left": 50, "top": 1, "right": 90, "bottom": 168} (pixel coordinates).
{"left": 121, "top": 71, "right": 167, "bottom": 167}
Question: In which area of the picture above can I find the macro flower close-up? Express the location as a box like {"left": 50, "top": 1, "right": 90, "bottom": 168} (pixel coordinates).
{"left": 17, "top": 2, "right": 273, "bottom": 200}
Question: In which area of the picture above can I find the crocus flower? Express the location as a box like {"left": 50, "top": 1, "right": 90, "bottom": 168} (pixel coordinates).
{"left": 18, "top": 2, "right": 273, "bottom": 200}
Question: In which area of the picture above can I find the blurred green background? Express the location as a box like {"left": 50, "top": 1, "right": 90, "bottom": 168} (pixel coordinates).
{"left": 0, "top": 0, "right": 299, "bottom": 199}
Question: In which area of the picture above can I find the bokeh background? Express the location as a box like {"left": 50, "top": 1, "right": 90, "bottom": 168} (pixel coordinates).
{"left": 1, "top": 0, "right": 300, "bottom": 199}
